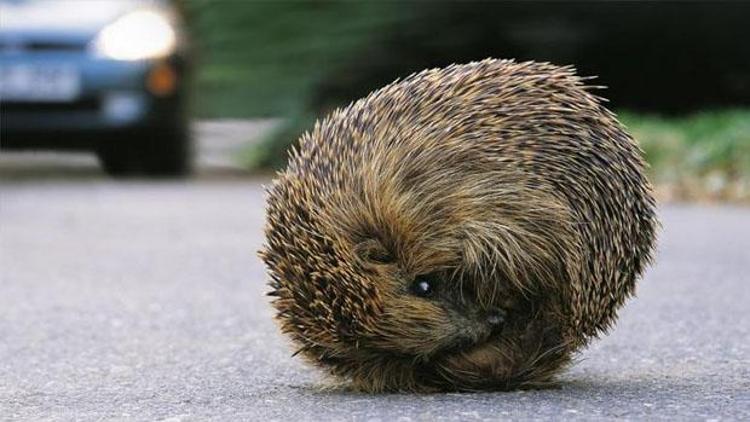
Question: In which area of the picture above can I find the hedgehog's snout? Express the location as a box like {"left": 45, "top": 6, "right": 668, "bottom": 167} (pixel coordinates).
{"left": 436, "top": 306, "right": 510, "bottom": 358}
{"left": 465, "top": 306, "right": 508, "bottom": 341}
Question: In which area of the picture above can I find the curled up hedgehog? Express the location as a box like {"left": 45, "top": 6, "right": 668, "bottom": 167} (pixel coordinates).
{"left": 261, "top": 59, "right": 658, "bottom": 392}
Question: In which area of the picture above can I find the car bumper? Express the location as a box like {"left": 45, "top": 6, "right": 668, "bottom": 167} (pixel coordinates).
{"left": 1, "top": 52, "right": 187, "bottom": 144}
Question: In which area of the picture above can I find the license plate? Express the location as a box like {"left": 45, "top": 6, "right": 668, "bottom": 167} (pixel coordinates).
{"left": 0, "top": 63, "right": 81, "bottom": 102}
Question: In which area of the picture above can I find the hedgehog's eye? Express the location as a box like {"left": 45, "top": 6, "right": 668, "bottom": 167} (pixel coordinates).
{"left": 411, "top": 274, "right": 437, "bottom": 298}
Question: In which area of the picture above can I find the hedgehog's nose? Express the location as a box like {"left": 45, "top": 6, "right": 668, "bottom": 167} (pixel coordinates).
{"left": 486, "top": 309, "right": 506, "bottom": 327}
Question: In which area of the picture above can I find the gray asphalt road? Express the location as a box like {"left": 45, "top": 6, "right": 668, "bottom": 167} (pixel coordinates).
{"left": 1, "top": 154, "right": 749, "bottom": 420}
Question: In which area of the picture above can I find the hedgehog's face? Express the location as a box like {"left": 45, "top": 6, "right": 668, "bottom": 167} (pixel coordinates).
{"left": 360, "top": 267, "right": 509, "bottom": 357}
{"left": 350, "top": 240, "right": 515, "bottom": 357}
{"left": 338, "top": 235, "right": 569, "bottom": 391}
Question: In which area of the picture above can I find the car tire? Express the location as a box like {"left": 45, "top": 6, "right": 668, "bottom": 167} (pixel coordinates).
{"left": 142, "top": 126, "right": 192, "bottom": 177}
{"left": 98, "top": 127, "right": 192, "bottom": 178}
{"left": 97, "top": 142, "right": 141, "bottom": 177}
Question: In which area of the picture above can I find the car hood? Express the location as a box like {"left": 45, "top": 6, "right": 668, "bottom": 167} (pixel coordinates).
{"left": 0, "top": 0, "right": 161, "bottom": 38}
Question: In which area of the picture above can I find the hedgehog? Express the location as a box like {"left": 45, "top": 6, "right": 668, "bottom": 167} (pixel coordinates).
{"left": 261, "top": 58, "right": 658, "bottom": 392}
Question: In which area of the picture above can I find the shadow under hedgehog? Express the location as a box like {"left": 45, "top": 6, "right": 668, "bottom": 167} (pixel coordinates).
{"left": 261, "top": 58, "right": 658, "bottom": 392}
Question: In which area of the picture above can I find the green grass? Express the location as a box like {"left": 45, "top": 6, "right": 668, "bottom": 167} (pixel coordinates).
{"left": 620, "top": 110, "right": 750, "bottom": 201}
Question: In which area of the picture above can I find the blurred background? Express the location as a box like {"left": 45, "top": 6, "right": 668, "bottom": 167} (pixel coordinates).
{"left": 0, "top": 0, "right": 748, "bottom": 202}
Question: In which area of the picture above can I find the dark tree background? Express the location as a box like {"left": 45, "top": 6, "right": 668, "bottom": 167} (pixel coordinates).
{"left": 313, "top": 2, "right": 750, "bottom": 115}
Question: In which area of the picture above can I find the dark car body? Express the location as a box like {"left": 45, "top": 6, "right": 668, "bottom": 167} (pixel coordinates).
{"left": 0, "top": 0, "right": 192, "bottom": 176}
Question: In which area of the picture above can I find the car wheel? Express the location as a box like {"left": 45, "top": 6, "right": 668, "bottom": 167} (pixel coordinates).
{"left": 97, "top": 142, "right": 142, "bottom": 177}
{"left": 142, "top": 126, "right": 192, "bottom": 177}
{"left": 97, "top": 127, "right": 192, "bottom": 178}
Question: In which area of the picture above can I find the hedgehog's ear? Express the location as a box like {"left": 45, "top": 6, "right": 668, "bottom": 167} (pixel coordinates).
{"left": 354, "top": 238, "right": 395, "bottom": 266}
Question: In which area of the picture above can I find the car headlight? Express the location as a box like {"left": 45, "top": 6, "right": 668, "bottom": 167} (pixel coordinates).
{"left": 92, "top": 9, "right": 177, "bottom": 61}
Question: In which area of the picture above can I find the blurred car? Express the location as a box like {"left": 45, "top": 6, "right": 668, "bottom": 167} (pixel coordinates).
{"left": 0, "top": 0, "right": 192, "bottom": 176}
